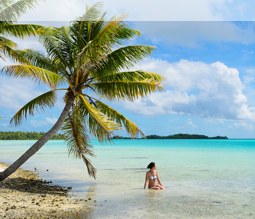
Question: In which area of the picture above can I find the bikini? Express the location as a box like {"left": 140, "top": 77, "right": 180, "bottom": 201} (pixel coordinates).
{"left": 150, "top": 175, "right": 157, "bottom": 180}
{"left": 148, "top": 173, "right": 158, "bottom": 188}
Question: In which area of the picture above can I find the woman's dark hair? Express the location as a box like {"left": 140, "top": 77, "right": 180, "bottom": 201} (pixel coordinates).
{"left": 147, "top": 162, "right": 155, "bottom": 169}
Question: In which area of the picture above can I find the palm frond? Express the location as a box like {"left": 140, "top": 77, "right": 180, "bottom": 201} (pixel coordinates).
{"left": 61, "top": 108, "right": 96, "bottom": 178}
{"left": 55, "top": 26, "right": 75, "bottom": 70}
{"left": 0, "top": 38, "right": 18, "bottom": 61}
{"left": 92, "top": 45, "right": 155, "bottom": 77}
{"left": 0, "top": 47, "right": 53, "bottom": 68}
{"left": 69, "top": 3, "right": 105, "bottom": 51}
{"left": 96, "top": 70, "right": 163, "bottom": 83}
{"left": 11, "top": 90, "right": 56, "bottom": 125}
{"left": 3, "top": 64, "right": 64, "bottom": 88}
{"left": 79, "top": 94, "right": 120, "bottom": 141}
{"left": 0, "top": 23, "right": 43, "bottom": 37}
{"left": 0, "top": 43, "right": 18, "bottom": 61}
{"left": 81, "top": 154, "right": 96, "bottom": 179}
{"left": 81, "top": 2, "right": 103, "bottom": 21}
{"left": 8, "top": 49, "right": 54, "bottom": 68}
{"left": 92, "top": 97, "right": 144, "bottom": 137}
{"left": 40, "top": 28, "right": 71, "bottom": 77}
{"left": 0, "top": 0, "right": 12, "bottom": 8}
{"left": 0, "top": 36, "right": 17, "bottom": 47}
{"left": 91, "top": 79, "right": 162, "bottom": 100}
{"left": 77, "top": 17, "right": 140, "bottom": 66}
{"left": 0, "top": 0, "right": 37, "bottom": 21}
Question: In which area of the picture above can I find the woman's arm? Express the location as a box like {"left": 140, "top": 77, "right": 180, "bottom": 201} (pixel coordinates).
{"left": 144, "top": 173, "right": 148, "bottom": 189}
{"left": 157, "top": 172, "right": 164, "bottom": 187}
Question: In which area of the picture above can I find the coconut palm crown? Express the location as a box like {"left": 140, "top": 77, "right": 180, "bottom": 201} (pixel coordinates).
{"left": 0, "top": 4, "right": 162, "bottom": 180}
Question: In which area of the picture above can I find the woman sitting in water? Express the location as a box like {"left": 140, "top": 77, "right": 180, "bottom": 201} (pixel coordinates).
{"left": 144, "top": 162, "right": 164, "bottom": 190}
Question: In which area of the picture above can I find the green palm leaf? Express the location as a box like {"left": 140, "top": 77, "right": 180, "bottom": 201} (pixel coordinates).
{"left": 79, "top": 95, "right": 120, "bottom": 141}
{"left": 96, "top": 70, "right": 163, "bottom": 83}
{"left": 0, "top": 23, "right": 43, "bottom": 37}
{"left": 0, "top": 1, "right": 45, "bottom": 63}
{"left": 40, "top": 28, "right": 71, "bottom": 77}
{"left": 54, "top": 26, "right": 75, "bottom": 70}
{"left": 93, "top": 98, "right": 144, "bottom": 137}
{"left": 9, "top": 49, "right": 55, "bottom": 69}
{"left": 0, "top": 36, "right": 17, "bottom": 60}
{"left": 92, "top": 45, "right": 155, "bottom": 77}
{"left": 0, "top": 0, "right": 37, "bottom": 21}
{"left": 0, "top": 36, "right": 17, "bottom": 48}
{"left": 11, "top": 90, "right": 56, "bottom": 125}
{"left": 77, "top": 18, "right": 140, "bottom": 66}
{"left": 92, "top": 80, "right": 162, "bottom": 100}
{"left": 3, "top": 64, "right": 64, "bottom": 88}
{"left": 61, "top": 109, "right": 96, "bottom": 178}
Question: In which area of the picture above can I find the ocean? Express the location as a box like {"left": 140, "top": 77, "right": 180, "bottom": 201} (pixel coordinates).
{"left": 0, "top": 139, "right": 255, "bottom": 218}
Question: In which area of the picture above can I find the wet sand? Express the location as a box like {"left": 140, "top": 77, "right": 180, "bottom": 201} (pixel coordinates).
{"left": 0, "top": 163, "right": 93, "bottom": 219}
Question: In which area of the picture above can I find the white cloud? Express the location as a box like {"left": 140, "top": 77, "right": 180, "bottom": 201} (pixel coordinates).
{"left": 122, "top": 58, "right": 255, "bottom": 121}
{"left": 16, "top": 0, "right": 255, "bottom": 22}
{"left": 134, "top": 22, "right": 255, "bottom": 47}
{"left": 45, "top": 117, "right": 57, "bottom": 125}
{"left": 0, "top": 76, "right": 45, "bottom": 110}
{"left": 211, "top": 0, "right": 255, "bottom": 21}
{"left": 19, "top": 0, "right": 86, "bottom": 22}
{"left": 231, "top": 120, "right": 254, "bottom": 130}
{"left": 187, "top": 119, "right": 197, "bottom": 128}
{"left": 14, "top": 36, "right": 44, "bottom": 51}
{"left": 30, "top": 117, "right": 57, "bottom": 127}
{"left": 243, "top": 68, "right": 255, "bottom": 85}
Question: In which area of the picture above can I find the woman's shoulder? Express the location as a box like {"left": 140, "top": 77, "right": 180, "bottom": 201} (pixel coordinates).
{"left": 146, "top": 170, "right": 151, "bottom": 175}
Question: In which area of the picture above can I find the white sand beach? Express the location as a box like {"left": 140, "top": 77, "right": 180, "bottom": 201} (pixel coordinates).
{"left": 0, "top": 163, "right": 94, "bottom": 219}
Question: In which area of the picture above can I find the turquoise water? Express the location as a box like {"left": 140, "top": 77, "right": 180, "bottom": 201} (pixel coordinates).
{"left": 1, "top": 139, "right": 255, "bottom": 218}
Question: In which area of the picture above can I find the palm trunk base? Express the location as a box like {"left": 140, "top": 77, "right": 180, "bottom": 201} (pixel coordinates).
{"left": 0, "top": 172, "right": 6, "bottom": 181}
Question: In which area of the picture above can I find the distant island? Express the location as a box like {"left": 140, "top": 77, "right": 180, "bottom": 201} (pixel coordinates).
{"left": 0, "top": 131, "right": 64, "bottom": 140}
{"left": 112, "top": 133, "right": 228, "bottom": 140}
{"left": 0, "top": 132, "right": 228, "bottom": 140}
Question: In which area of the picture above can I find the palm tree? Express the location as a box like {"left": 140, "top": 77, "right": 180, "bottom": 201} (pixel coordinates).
{"left": 0, "top": 4, "right": 162, "bottom": 181}
{"left": 0, "top": 0, "right": 42, "bottom": 61}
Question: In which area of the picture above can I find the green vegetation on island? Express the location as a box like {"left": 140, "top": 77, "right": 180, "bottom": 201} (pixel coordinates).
{"left": 0, "top": 132, "right": 228, "bottom": 140}
{"left": 112, "top": 134, "right": 228, "bottom": 139}
{"left": 0, "top": 132, "right": 64, "bottom": 140}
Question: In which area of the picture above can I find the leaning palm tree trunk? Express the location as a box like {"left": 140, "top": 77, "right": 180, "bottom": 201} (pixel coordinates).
{"left": 0, "top": 95, "right": 74, "bottom": 181}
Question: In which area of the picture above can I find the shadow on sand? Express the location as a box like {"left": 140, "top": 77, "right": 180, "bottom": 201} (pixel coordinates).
{"left": 0, "top": 177, "right": 69, "bottom": 196}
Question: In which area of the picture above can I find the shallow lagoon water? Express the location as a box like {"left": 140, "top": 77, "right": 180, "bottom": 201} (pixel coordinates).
{"left": 1, "top": 139, "right": 255, "bottom": 218}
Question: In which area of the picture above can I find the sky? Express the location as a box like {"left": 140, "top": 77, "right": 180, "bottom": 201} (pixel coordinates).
{"left": 1, "top": 1, "right": 255, "bottom": 138}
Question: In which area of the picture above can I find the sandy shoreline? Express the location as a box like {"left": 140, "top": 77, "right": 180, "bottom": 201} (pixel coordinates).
{"left": 0, "top": 163, "right": 93, "bottom": 219}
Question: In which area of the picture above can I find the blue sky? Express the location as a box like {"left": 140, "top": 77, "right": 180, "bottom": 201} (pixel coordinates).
{"left": 1, "top": 1, "right": 255, "bottom": 138}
